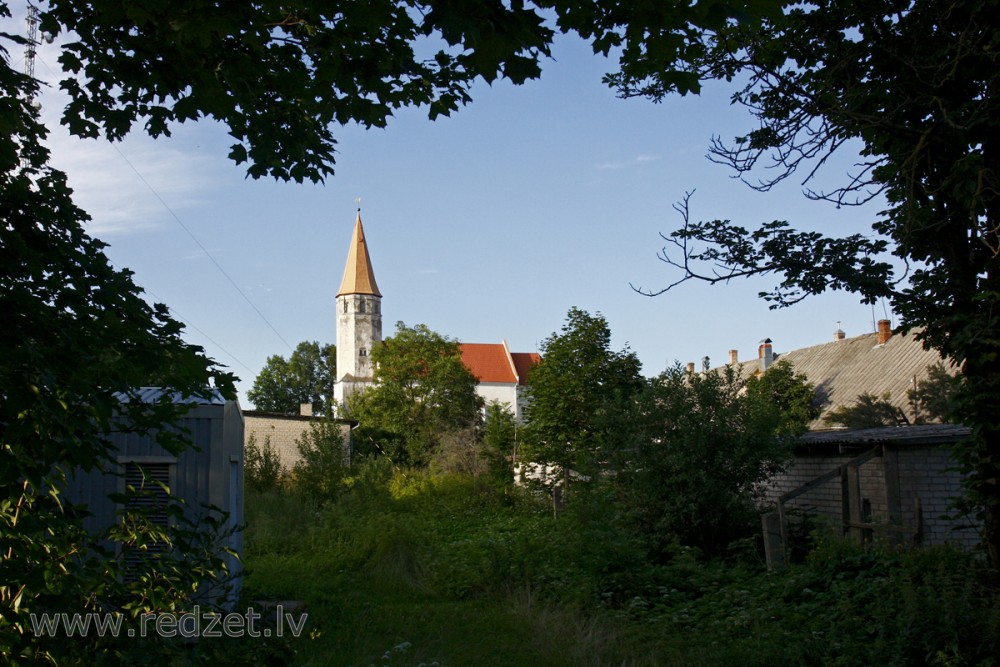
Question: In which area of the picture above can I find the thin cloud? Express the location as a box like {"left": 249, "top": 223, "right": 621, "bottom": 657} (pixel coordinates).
{"left": 595, "top": 154, "right": 661, "bottom": 171}
{"left": 32, "top": 41, "right": 215, "bottom": 238}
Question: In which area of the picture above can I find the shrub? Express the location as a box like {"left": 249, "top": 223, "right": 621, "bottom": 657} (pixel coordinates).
{"left": 245, "top": 432, "right": 285, "bottom": 492}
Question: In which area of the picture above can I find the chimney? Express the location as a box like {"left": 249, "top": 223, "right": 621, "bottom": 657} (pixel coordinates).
{"left": 876, "top": 319, "right": 892, "bottom": 345}
{"left": 299, "top": 402, "right": 313, "bottom": 417}
{"left": 686, "top": 362, "right": 695, "bottom": 374}
{"left": 834, "top": 328, "right": 846, "bottom": 341}
{"left": 758, "top": 338, "right": 774, "bottom": 372}
{"left": 728, "top": 349, "right": 739, "bottom": 365}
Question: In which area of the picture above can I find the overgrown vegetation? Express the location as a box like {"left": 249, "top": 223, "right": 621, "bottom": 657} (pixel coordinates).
{"left": 244, "top": 466, "right": 1000, "bottom": 666}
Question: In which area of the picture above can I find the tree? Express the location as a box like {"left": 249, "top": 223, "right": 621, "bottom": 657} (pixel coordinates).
{"left": 247, "top": 341, "right": 335, "bottom": 415}
{"left": 744, "top": 359, "right": 820, "bottom": 436}
{"left": 1, "top": 11, "right": 236, "bottom": 659}
{"left": 245, "top": 432, "right": 286, "bottom": 492}
{"left": 480, "top": 401, "right": 519, "bottom": 490}
{"left": 824, "top": 392, "right": 908, "bottom": 429}
{"left": 601, "top": 0, "right": 1000, "bottom": 564}
{"left": 346, "top": 322, "right": 482, "bottom": 466}
{"left": 624, "top": 364, "right": 789, "bottom": 558}
{"left": 908, "top": 363, "right": 964, "bottom": 425}
{"left": 522, "top": 308, "right": 645, "bottom": 474}
{"left": 292, "top": 417, "right": 348, "bottom": 500}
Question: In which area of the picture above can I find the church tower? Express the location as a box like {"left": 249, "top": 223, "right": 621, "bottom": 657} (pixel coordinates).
{"left": 333, "top": 210, "right": 382, "bottom": 413}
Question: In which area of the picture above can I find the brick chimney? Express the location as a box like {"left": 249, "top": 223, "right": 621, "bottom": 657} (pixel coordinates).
{"left": 299, "top": 402, "right": 313, "bottom": 417}
{"left": 728, "top": 349, "right": 739, "bottom": 365}
{"left": 686, "top": 362, "right": 695, "bottom": 374}
{"left": 758, "top": 338, "right": 774, "bottom": 372}
{"left": 876, "top": 319, "right": 892, "bottom": 345}
{"left": 834, "top": 327, "right": 846, "bottom": 341}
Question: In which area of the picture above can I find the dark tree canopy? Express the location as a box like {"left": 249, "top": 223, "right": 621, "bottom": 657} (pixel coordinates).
{"left": 522, "top": 307, "right": 645, "bottom": 473}
{"left": 623, "top": 0, "right": 1000, "bottom": 564}
{"left": 347, "top": 322, "right": 482, "bottom": 465}
{"left": 626, "top": 364, "right": 790, "bottom": 558}
{"left": 248, "top": 341, "right": 336, "bottom": 415}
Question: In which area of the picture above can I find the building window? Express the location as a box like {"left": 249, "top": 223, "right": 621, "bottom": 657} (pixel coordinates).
{"left": 359, "top": 348, "right": 367, "bottom": 357}
{"left": 343, "top": 300, "right": 348, "bottom": 314}
{"left": 359, "top": 299, "right": 366, "bottom": 314}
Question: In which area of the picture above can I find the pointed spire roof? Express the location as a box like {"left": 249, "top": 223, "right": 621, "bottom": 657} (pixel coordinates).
{"left": 336, "top": 211, "right": 381, "bottom": 297}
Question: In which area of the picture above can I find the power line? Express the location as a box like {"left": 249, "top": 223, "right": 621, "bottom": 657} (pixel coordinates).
{"left": 32, "top": 46, "right": 294, "bottom": 366}
{"left": 109, "top": 144, "right": 295, "bottom": 354}
{"left": 142, "top": 288, "right": 257, "bottom": 377}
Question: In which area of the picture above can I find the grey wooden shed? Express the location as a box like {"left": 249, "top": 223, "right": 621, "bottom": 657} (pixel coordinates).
{"left": 64, "top": 387, "right": 244, "bottom": 605}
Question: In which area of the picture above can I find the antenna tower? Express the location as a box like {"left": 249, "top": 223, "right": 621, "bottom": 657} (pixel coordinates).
{"left": 24, "top": 5, "right": 39, "bottom": 83}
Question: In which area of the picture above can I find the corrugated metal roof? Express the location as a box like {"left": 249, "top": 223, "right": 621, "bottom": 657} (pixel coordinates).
{"left": 801, "top": 423, "right": 970, "bottom": 446}
{"left": 123, "top": 387, "right": 228, "bottom": 405}
{"left": 727, "top": 330, "right": 951, "bottom": 427}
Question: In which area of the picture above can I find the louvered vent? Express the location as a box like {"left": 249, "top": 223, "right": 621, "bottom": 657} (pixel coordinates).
{"left": 121, "top": 462, "right": 171, "bottom": 579}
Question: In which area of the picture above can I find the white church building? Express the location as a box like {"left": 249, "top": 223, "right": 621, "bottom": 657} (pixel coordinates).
{"left": 332, "top": 211, "right": 538, "bottom": 419}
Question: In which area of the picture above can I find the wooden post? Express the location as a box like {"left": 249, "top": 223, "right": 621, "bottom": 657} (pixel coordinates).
{"left": 883, "top": 444, "right": 903, "bottom": 546}
{"left": 861, "top": 498, "right": 873, "bottom": 545}
{"left": 840, "top": 465, "right": 851, "bottom": 538}
{"left": 762, "top": 512, "right": 786, "bottom": 569}
{"left": 847, "top": 464, "right": 863, "bottom": 543}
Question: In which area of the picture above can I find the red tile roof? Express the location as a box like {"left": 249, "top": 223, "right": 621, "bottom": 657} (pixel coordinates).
{"left": 460, "top": 343, "right": 517, "bottom": 383}
{"left": 510, "top": 352, "right": 540, "bottom": 386}
{"left": 459, "top": 342, "right": 540, "bottom": 385}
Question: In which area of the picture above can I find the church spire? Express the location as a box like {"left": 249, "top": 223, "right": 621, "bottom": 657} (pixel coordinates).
{"left": 336, "top": 210, "right": 381, "bottom": 297}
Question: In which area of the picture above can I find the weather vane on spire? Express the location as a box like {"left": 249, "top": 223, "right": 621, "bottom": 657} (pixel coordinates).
{"left": 355, "top": 196, "right": 361, "bottom": 212}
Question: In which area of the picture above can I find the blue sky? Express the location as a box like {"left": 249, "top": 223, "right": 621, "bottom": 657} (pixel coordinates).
{"left": 22, "top": 19, "right": 893, "bottom": 405}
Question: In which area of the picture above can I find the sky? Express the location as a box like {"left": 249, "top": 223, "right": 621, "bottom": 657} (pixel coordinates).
{"left": 14, "top": 11, "right": 896, "bottom": 406}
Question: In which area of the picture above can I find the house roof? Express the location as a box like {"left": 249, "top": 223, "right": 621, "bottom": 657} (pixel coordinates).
{"left": 727, "top": 329, "right": 950, "bottom": 428}
{"left": 336, "top": 211, "right": 381, "bottom": 297}
{"left": 124, "top": 387, "right": 229, "bottom": 405}
{"left": 460, "top": 343, "right": 517, "bottom": 383}
{"left": 459, "top": 343, "right": 539, "bottom": 385}
{"left": 510, "top": 352, "right": 541, "bottom": 385}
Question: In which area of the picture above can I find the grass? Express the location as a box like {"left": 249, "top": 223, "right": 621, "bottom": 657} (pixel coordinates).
{"left": 241, "top": 469, "right": 1000, "bottom": 666}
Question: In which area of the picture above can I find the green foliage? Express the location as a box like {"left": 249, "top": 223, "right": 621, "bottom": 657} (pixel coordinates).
{"left": 744, "top": 359, "right": 820, "bottom": 435}
{"left": 1, "top": 9, "right": 237, "bottom": 658}
{"left": 292, "top": 417, "right": 348, "bottom": 500}
{"left": 623, "top": 364, "right": 790, "bottom": 558}
{"left": 621, "top": 0, "right": 1000, "bottom": 563}
{"left": 244, "top": 432, "right": 286, "bottom": 492}
{"left": 243, "top": 472, "right": 1000, "bottom": 667}
{"left": 908, "top": 362, "right": 964, "bottom": 424}
{"left": 347, "top": 322, "right": 483, "bottom": 466}
{"left": 481, "top": 401, "right": 518, "bottom": 491}
{"left": 522, "top": 308, "right": 645, "bottom": 474}
{"left": 247, "top": 340, "right": 336, "bottom": 415}
{"left": 38, "top": 0, "right": 555, "bottom": 182}
{"left": 824, "top": 391, "right": 907, "bottom": 429}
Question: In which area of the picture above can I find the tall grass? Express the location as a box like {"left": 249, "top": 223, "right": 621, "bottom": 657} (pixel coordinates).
{"left": 242, "top": 467, "right": 1000, "bottom": 666}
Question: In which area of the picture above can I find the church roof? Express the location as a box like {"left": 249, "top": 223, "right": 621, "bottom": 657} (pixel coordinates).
{"left": 510, "top": 352, "right": 541, "bottom": 385}
{"left": 460, "top": 342, "right": 539, "bottom": 386}
{"left": 336, "top": 212, "right": 381, "bottom": 297}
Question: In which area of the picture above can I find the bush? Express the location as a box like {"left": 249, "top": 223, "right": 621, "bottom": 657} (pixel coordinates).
{"left": 245, "top": 432, "right": 285, "bottom": 492}
{"left": 290, "top": 417, "right": 349, "bottom": 500}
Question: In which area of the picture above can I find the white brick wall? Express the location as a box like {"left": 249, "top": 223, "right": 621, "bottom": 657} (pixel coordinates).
{"left": 765, "top": 444, "right": 979, "bottom": 549}
{"left": 243, "top": 413, "right": 352, "bottom": 472}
